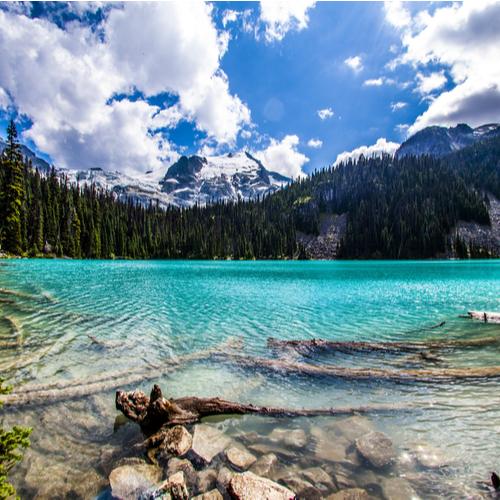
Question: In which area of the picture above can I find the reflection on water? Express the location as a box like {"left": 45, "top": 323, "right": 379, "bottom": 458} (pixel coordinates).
{"left": 0, "top": 260, "right": 499, "bottom": 498}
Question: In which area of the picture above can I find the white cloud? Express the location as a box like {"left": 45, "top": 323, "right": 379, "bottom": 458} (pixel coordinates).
{"left": 384, "top": 1, "right": 411, "bottom": 29}
{"left": 394, "top": 1, "right": 500, "bottom": 134}
{"left": 0, "top": 3, "right": 251, "bottom": 174}
{"left": 259, "top": 0, "right": 316, "bottom": 42}
{"left": 415, "top": 71, "right": 447, "bottom": 95}
{"left": 363, "top": 78, "right": 384, "bottom": 87}
{"left": 334, "top": 138, "right": 399, "bottom": 166}
{"left": 317, "top": 107, "right": 334, "bottom": 120}
{"left": 391, "top": 101, "right": 407, "bottom": 112}
{"left": 344, "top": 55, "right": 363, "bottom": 72}
{"left": 254, "top": 135, "right": 309, "bottom": 178}
{"left": 307, "top": 138, "right": 323, "bottom": 148}
{"left": 0, "top": 86, "right": 10, "bottom": 109}
{"left": 222, "top": 9, "right": 239, "bottom": 27}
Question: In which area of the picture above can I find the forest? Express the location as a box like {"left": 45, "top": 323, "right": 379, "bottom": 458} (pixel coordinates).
{"left": 0, "top": 120, "right": 498, "bottom": 260}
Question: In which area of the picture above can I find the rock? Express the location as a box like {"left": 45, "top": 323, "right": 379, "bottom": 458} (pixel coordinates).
{"left": 161, "top": 425, "right": 193, "bottom": 457}
{"left": 248, "top": 442, "right": 295, "bottom": 459}
{"left": 192, "top": 490, "right": 223, "bottom": 500}
{"left": 226, "top": 446, "right": 257, "bottom": 470}
{"left": 228, "top": 471, "right": 296, "bottom": 500}
{"left": 413, "top": 444, "right": 449, "bottom": 469}
{"left": 328, "top": 417, "right": 375, "bottom": 442}
{"left": 109, "top": 463, "right": 162, "bottom": 500}
{"left": 268, "top": 428, "right": 307, "bottom": 448}
{"left": 381, "top": 477, "right": 419, "bottom": 500}
{"left": 158, "top": 471, "right": 189, "bottom": 500}
{"left": 166, "top": 458, "right": 197, "bottom": 488}
{"left": 311, "top": 426, "right": 352, "bottom": 464}
{"left": 354, "top": 469, "right": 380, "bottom": 490}
{"left": 191, "top": 424, "right": 232, "bottom": 464}
{"left": 327, "top": 488, "right": 369, "bottom": 500}
{"left": 301, "top": 467, "right": 335, "bottom": 492}
{"left": 327, "top": 463, "right": 358, "bottom": 490}
{"left": 250, "top": 453, "right": 279, "bottom": 478}
{"left": 197, "top": 468, "right": 218, "bottom": 493}
{"left": 355, "top": 432, "right": 396, "bottom": 468}
{"left": 278, "top": 472, "right": 322, "bottom": 498}
{"left": 217, "top": 466, "right": 235, "bottom": 490}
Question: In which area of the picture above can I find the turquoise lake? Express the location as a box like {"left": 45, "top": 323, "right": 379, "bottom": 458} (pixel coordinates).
{"left": 0, "top": 259, "right": 499, "bottom": 498}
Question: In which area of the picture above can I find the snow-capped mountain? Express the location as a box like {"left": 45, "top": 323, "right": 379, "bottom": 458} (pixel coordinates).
{"left": 396, "top": 123, "right": 500, "bottom": 158}
{"left": 159, "top": 152, "right": 290, "bottom": 207}
{"left": 0, "top": 137, "right": 52, "bottom": 173}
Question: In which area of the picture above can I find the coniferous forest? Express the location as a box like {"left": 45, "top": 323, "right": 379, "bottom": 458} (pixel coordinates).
{"left": 0, "top": 121, "right": 498, "bottom": 260}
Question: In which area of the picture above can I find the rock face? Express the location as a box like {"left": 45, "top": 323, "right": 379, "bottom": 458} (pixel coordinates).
{"left": 160, "top": 152, "right": 290, "bottom": 207}
{"left": 228, "top": 471, "right": 296, "bottom": 500}
{"left": 297, "top": 213, "right": 347, "bottom": 259}
{"left": 226, "top": 446, "right": 257, "bottom": 470}
{"left": 396, "top": 123, "right": 500, "bottom": 158}
{"left": 108, "top": 463, "right": 162, "bottom": 500}
{"left": 191, "top": 424, "right": 232, "bottom": 464}
{"left": 161, "top": 425, "right": 193, "bottom": 457}
{"left": 355, "top": 431, "right": 396, "bottom": 468}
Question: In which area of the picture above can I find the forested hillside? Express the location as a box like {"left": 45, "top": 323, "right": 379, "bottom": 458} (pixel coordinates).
{"left": 0, "top": 121, "right": 498, "bottom": 259}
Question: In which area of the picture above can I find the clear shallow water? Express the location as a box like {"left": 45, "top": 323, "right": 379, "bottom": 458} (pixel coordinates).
{"left": 0, "top": 259, "right": 499, "bottom": 498}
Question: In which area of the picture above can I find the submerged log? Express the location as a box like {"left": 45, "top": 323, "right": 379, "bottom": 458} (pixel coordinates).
{"left": 267, "top": 336, "right": 499, "bottom": 355}
{"left": 467, "top": 311, "right": 500, "bottom": 324}
{"left": 213, "top": 352, "right": 500, "bottom": 382}
{"left": 116, "top": 384, "right": 412, "bottom": 433}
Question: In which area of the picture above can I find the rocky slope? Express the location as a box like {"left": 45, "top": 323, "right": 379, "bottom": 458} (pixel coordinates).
{"left": 396, "top": 123, "right": 500, "bottom": 158}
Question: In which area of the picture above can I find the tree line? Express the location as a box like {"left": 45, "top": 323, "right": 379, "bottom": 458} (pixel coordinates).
{"left": 0, "top": 121, "right": 497, "bottom": 260}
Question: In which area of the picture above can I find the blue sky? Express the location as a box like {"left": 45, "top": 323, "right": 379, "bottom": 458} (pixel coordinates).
{"left": 0, "top": 1, "right": 499, "bottom": 178}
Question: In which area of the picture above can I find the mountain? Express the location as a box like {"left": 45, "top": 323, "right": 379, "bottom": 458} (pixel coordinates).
{"left": 0, "top": 137, "right": 52, "bottom": 173}
{"left": 159, "top": 152, "right": 290, "bottom": 207}
{"left": 396, "top": 123, "right": 500, "bottom": 158}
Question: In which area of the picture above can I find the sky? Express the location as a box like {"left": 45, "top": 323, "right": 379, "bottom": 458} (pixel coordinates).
{"left": 0, "top": 1, "right": 499, "bottom": 179}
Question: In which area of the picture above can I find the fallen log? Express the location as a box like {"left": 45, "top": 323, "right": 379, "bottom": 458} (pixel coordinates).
{"left": 467, "top": 311, "right": 500, "bottom": 324}
{"left": 116, "top": 384, "right": 414, "bottom": 433}
{"left": 213, "top": 352, "right": 500, "bottom": 382}
{"left": 267, "top": 336, "right": 499, "bottom": 355}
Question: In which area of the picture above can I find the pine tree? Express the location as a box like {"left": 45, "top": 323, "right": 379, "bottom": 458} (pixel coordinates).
{"left": 0, "top": 121, "right": 25, "bottom": 255}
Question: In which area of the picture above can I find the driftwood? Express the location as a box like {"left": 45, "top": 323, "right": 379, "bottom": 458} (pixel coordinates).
{"left": 116, "top": 384, "right": 413, "bottom": 433}
{"left": 467, "top": 311, "right": 500, "bottom": 324}
{"left": 212, "top": 352, "right": 500, "bottom": 382}
{"left": 267, "top": 336, "right": 500, "bottom": 355}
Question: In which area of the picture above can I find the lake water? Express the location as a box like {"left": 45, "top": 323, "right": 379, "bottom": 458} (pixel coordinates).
{"left": 0, "top": 260, "right": 499, "bottom": 498}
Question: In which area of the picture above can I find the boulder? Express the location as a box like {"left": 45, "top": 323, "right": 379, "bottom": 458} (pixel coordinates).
{"left": 327, "top": 488, "right": 369, "bottom": 500}
{"left": 155, "top": 471, "right": 189, "bottom": 500}
{"left": 228, "top": 471, "right": 296, "bottom": 500}
{"left": 108, "top": 463, "right": 162, "bottom": 500}
{"left": 327, "top": 463, "right": 357, "bottom": 490}
{"left": 329, "top": 416, "right": 375, "bottom": 442}
{"left": 226, "top": 446, "right": 257, "bottom": 470}
{"left": 277, "top": 472, "right": 322, "bottom": 499}
{"left": 268, "top": 428, "right": 307, "bottom": 448}
{"left": 301, "top": 467, "right": 335, "bottom": 491}
{"left": 355, "top": 431, "right": 396, "bottom": 468}
{"left": 192, "top": 424, "right": 232, "bottom": 464}
{"left": 311, "top": 426, "right": 352, "bottom": 464}
{"left": 192, "top": 490, "right": 224, "bottom": 500}
{"left": 161, "top": 425, "right": 193, "bottom": 457}
{"left": 250, "top": 453, "right": 278, "bottom": 478}
{"left": 166, "top": 458, "right": 197, "bottom": 488}
{"left": 381, "top": 477, "right": 419, "bottom": 500}
{"left": 217, "top": 466, "right": 235, "bottom": 490}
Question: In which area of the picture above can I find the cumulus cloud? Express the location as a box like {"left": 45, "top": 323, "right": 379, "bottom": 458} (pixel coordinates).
{"left": 334, "top": 138, "right": 399, "bottom": 166}
{"left": 391, "top": 101, "right": 407, "bottom": 112}
{"left": 344, "top": 55, "right": 363, "bottom": 72}
{"left": 384, "top": 1, "right": 411, "bottom": 29}
{"left": 0, "top": 3, "right": 251, "bottom": 174}
{"left": 393, "top": 1, "right": 500, "bottom": 134}
{"left": 415, "top": 71, "right": 447, "bottom": 96}
{"left": 254, "top": 135, "right": 309, "bottom": 178}
{"left": 317, "top": 107, "right": 334, "bottom": 120}
{"left": 259, "top": 0, "right": 316, "bottom": 42}
{"left": 307, "top": 138, "right": 323, "bottom": 148}
{"left": 363, "top": 78, "right": 384, "bottom": 87}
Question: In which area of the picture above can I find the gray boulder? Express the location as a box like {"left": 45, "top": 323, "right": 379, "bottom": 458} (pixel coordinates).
{"left": 355, "top": 431, "right": 396, "bottom": 468}
{"left": 228, "top": 471, "right": 296, "bottom": 500}
{"left": 108, "top": 463, "right": 162, "bottom": 500}
{"left": 191, "top": 424, "right": 232, "bottom": 464}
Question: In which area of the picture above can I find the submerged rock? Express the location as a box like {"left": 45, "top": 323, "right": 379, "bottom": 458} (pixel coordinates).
{"left": 327, "top": 488, "right": 369, "bottom": 500}
{"left": 108, "top": 463, "right": 162, "bottom": 500}
{"left": 268, "top": 428, "right": 307, "bottom": 448}
{"left": 166, "top": 458, "right": 197, "bottom": 489}
{"left": 413, "top": 444, "right": 449, "bottom": 469}
{"left": 329, "top": 416, "right": 375, "bottom": 442}
{"left": 250, "top": 453, "right": 279, "bottom": 478}
{"left": 381, "top": 477, "right": 419, "bottom": 500}
{"left": 301, "top": 467, "right": 335, "bottom": 492}
{"left": 192, "top": 489, "right": 223, "bottom": 500}
{"left": 161, "top": 425, "right": 193, "bottom": 457}
{"left": 277, "top": 471, "right": 322, "bottom": 499}
{"left": 310, "top": 426, "right": 352, "bottom": 464}
{"left": 156, "top": 471, "right": 189, "bottom": 500}
{"left": 226, "top": 446, "right": 257, "bottom": 470}
{"left": 228, "top": 471, "right": 296, "bottom": 500}
{"left": 217, "top": 466, "right": 235, "bottom": 490}
{"left": 355, "top": 431, "right": 396, "bottom": 468}
{"left": 196, "top": 468, "right": 218, "bottom": 493}
{"left": 192, "top": 424, "right": 232, "bottom": 464}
